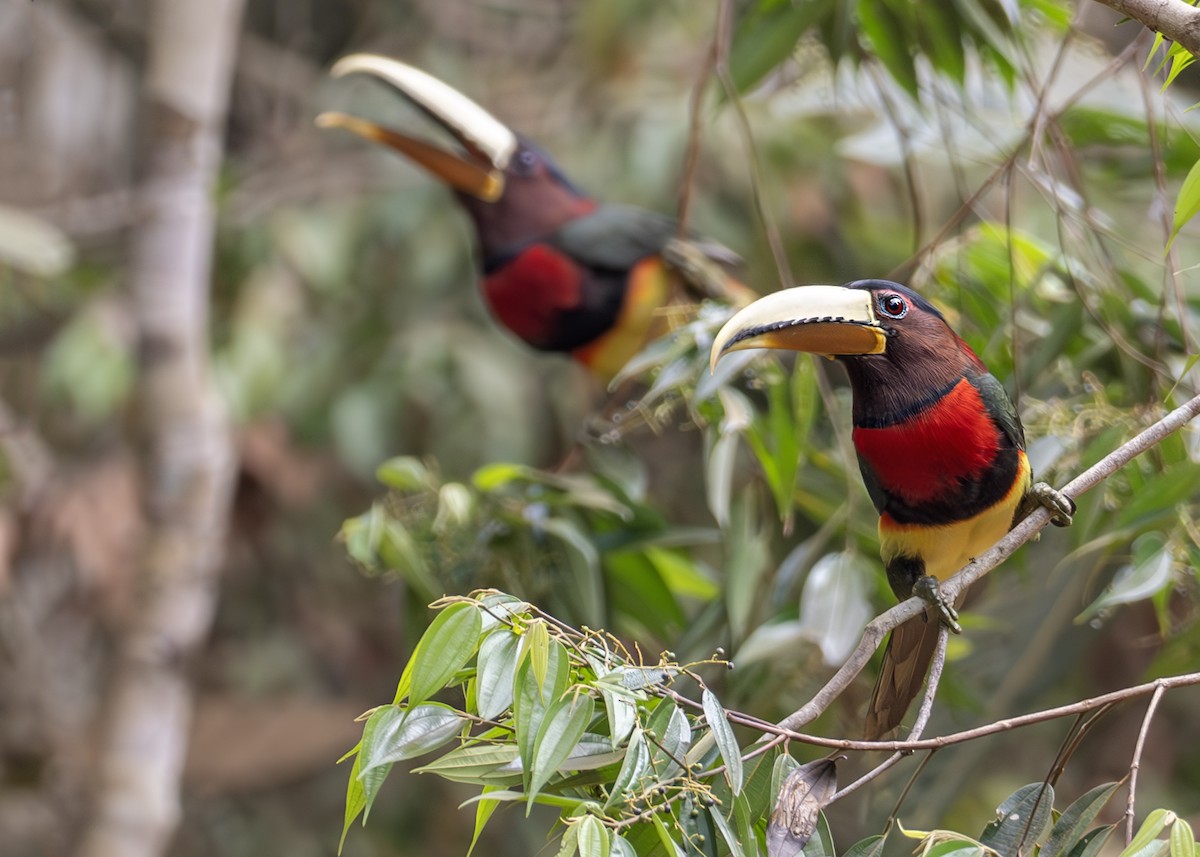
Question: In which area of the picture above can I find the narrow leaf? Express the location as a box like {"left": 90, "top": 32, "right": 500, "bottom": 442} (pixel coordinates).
{"left": 410, "top": 602, "right": 483, "bottom": 706}
{"left": 1170, "top": 818, "right": 1195, "bottom": 857}
{"left": 360, "top": 704, "right": 466, "bottom": 774}
{"left": 710, "top": 803, "right": 748, "bottom": 857}
{"left": 703, "top": 689, "right": 744, "bottom": 795}
{"left": 1172, "top": 158, "right": 1200, "bottom": 247}
{"left": 529, "top": 695, "right": 596, "bottom": 809}
{"left": 468, "top": 786, "right": 503, "bottom": 857}
{"left": 477, "top": 629, "right": 521, "bottom": 720}
{"left": 339, "top": 748, "right": 365, "bottom": 855}
{"left": 606, "top": 727, "right": 651, "bottom": 808}
{"left": 980, "top": 783, "right": 1055, "bottom": 857}
{"left": 579, "top": 814, "right": 612, "bottom": 857}
{"left": 1066, "top": 826, "right": 1117, "bottom": 857}
{"left": 1043, "top": 783, "right": 1121, "bottom": 857}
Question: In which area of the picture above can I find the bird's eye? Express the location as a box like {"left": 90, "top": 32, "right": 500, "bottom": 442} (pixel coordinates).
{"left": 878, "top": 293, "right": 908, "bottom": 319}
{"left": 515, "top": 149, "right": 538, "bottom": 173}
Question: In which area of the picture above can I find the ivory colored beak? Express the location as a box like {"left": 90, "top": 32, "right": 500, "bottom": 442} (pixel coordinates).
{"left": 709, "top": 285, "right": 887, "bottom": 372}
{"left": 316, "top": 53, "right": 518, "bottom": 202}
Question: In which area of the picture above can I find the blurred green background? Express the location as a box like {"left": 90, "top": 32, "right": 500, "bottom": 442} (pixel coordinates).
{"left": 2, "top": 0, "right": 1200, "bottom": 855}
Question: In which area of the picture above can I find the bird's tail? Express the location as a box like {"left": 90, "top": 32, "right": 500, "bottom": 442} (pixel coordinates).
{"left": 863, "top": 609, "right": 942, "bottom": 740}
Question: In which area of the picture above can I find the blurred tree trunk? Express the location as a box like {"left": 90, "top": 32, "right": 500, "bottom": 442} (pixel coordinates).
{"left": 75, "top": 1, "right": 244, "bottom": 856}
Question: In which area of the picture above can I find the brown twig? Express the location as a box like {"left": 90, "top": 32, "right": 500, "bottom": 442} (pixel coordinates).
{"left": 1124, "top": 683, "right": 1167, "bottom": 844}
{"left": 775, "top": 392, "right": 1200, "bottom": 735}
{"left": 736, "top": 673, "right": 1200, "bottom": 754}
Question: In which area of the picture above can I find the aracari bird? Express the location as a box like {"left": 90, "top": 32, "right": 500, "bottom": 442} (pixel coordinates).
{"left": 318, "top": 54, "right": 752, "bottom": 384}
{"left": 710, "top": 280, "right": 1073, "bottom": 737}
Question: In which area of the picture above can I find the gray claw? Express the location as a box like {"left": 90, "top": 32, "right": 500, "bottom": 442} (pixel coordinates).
{"left": 1029, "top": 481, "right": 1075, "bottom": 527}
{"left": 913, "top": 575, "right": 962, "bottom": 634}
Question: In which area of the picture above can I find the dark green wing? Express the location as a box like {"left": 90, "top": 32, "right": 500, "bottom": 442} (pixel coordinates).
{"left": 551, "top": 204, "right": 739, "bottom": 271}
{"left": 971, "top": 371, "right": 1026, "bottom": 450}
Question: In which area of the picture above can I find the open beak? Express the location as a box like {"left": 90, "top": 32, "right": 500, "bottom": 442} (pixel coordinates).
{"left": 316, "top": 54, "right": 518, "bottom": 202}
{"left": 709, "top": 285, "right": 888, "bottom": 372}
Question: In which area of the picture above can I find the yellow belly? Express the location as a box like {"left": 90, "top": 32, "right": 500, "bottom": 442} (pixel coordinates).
{"left": 572, "top": 258, "right": 672, "bottom": 384}
{"left": 878, "top": 452, "right": 1031, "bottom": 580}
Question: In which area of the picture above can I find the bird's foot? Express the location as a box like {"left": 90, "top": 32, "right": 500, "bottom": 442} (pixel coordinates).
{"left": 662, "top": 238, "right": 747, "bottom": 305}
{"left": 1025, "top": 481, "right": 1075, "bottom": 527}
{"left": 912, "top": 575, "right": 962, "bottom": 634}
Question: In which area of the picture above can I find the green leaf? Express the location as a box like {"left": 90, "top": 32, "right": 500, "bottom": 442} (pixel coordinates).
{"left": 529, "top": 695, "right": 596, "bottom": 809}
{"left": 770, "top": 753, "right": 799, "bottom": 809}
{"left": 979, "top": 783, "right": 1055, "bottom": 857}
{"left": 414, "top": 743, "right": 523, "bottom": 785}
{"left": 646, "top": 546, "right": 719, "bottom": 600}
{"left": 606, "top": 726, "right": 651, "bottom": 808}
{"left": 339, "top": 747, "right": 365, "bottom": 854}
{"left": 477, "top": 629, "right": 521, "bottom": 720}
{"left": 473, "top": 462, "right": 534, "bottom": 491}
{"left": 858, "top": 0, "right": 919, "bottom": 98}
{"left": 600, "top": 684, "right": 637, "bottom": 749}
{"left": 729, "top": 0, "right": 833, "bottom": 92}
{"left": 707, "top": 431, "right": 741, "bottom": 529}
{"left": 842, "top": 835, "right": 887, "bottom": 857}
{"left": 702, "top": 689, "right": 743, "bottom": 796}
{"left": 1171, "top": 158, "right": 1200, "bottom": 248}
{"left": 515, "top": 638, "right": 570, "bottom": 791}
{"left": 559, "top": 821, "right": 581, "bottom": 857}
{"left": 1065, "top": 826, "right": 1117, "bottom": 857}
{"left": 525, "top": 619, "right": 551, "bottom": 694}
{"left": 1121, "top": 810, "right": 1172, "bottom": 857}
{"left": 681, "top": 795, "right": 719, "bottom": 857}
{"left": 1077, "top": 534, "right": 1174, "bottom": 622}
{"left": 611, "top": 834, "right": 637, "bottom": 857}
{"left": 468, "top": 785, "right": 504, "bottom": 857}
{"left": 652, "top": 812, "right": 688, "bottom": 857}
{"left": 410, "top": 602, "right": 483, "bottom": 706}
{"left": 710, "top": 802, "right": 747, "bottom": 857}
{"left": 1042, "top": 783, "right": 1122, "bottom": 857}
{"left": 1170, "top": 818, "right": 1195, "bottom": 857}
{"left": 376, "top": 456, "right": 433, "bottom": 491}
{"left": 360, "top": 703, "right": 466, "bottom": 775}
{"left": 646, "top": 700, "right": 692, "bottom": 779}
{"left": 733, "top": 793, "right": 762, "bottom": 857}
{"left": 578, "top": 814, "right": 612, "bottom": 857}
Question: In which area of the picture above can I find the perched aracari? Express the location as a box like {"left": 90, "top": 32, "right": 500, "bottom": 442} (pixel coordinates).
{"left": 317, "top": 54, "right": 752, "bottom": 384}
{"left": 710, "top": 280, "right": 1074, "bottom": 738}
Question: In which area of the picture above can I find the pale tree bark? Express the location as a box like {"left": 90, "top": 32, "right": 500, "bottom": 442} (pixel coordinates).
{"left": 75, "top": 1, "right": 245, "bottom": 856}
{"left": 1090, "top": 0, "right": 1200, "bottom": 56}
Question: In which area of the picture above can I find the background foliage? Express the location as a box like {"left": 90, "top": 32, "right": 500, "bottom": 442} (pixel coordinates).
{"left": 1, "top": 0, "right": 1199, "bottom": 855}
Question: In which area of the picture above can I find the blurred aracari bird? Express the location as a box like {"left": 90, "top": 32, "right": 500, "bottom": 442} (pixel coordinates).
{"left": 318, "top": 54, "right": 753, "bottom": 384}
{"left": 710, "top": 280, "right": 1074, "bottom": 738}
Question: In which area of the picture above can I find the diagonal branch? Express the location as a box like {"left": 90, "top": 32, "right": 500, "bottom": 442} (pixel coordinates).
{"left": 1089, "top": 0, "right": 1200, "bottom": 58}
{"left": 776, "top": 392, "right": 1200, "bottom": 735}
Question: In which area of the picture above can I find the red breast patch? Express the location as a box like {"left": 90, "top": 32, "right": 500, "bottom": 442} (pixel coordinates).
{"left": 852, "top": 378, "right": 1001, "bottom": 505}
{"left": 483, "top": 245, "right": 582, "bottom": 347}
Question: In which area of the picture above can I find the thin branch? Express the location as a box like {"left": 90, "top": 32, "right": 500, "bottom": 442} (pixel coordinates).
{"left": 1125, "top": 683, "right": 1167, "bottom": 844}
{"left": 1089, "top": 0, "right": 1200, "bottom": 58}
{"left": 759, "top": 673, "right": 1200, "bottom": 754}
{"left": 675, "top": 2, "right": 722, "bottom": 239}
{"left": 776, "top": 392, "right": 1200, "bottom": 735}
{"left": 711, "top": 1, "right": 793, "bottom": 288}
{"left": 827, "top": 626, "right": 950, "bottom": 804}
